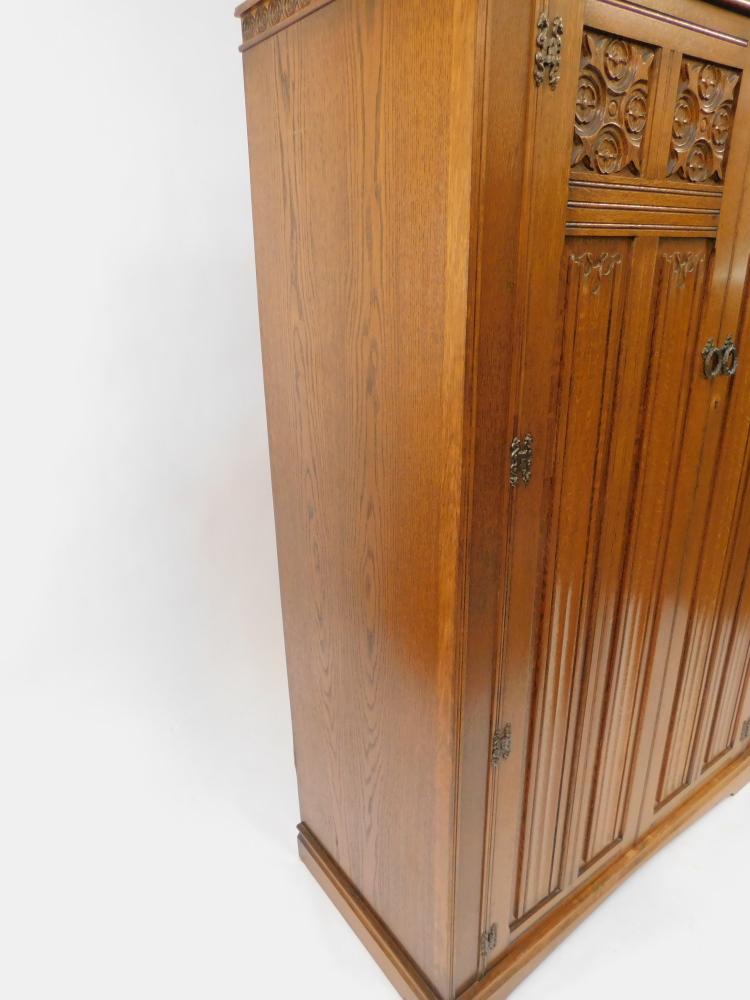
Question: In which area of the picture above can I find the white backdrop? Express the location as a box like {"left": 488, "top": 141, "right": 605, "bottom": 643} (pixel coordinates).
{"left": 1, "top": 2, "right": 748, "bottom": 998}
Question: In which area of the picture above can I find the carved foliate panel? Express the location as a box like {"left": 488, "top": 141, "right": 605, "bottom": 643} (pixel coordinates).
{"left": 572, "top": 30, "right": 656, "bottom": 178}
{"left": 241, "top": 0, "right": 312, "bottom": 43}
{"left": 668, "top": 59, "right": 741, "bottom": 184}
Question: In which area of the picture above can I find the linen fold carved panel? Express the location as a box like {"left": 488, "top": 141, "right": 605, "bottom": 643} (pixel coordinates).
{"left": 668, "top": 59, "right": 741, "bottom": 184}
{"left": 572, "top": 30, "right": 656, "bottom": 177}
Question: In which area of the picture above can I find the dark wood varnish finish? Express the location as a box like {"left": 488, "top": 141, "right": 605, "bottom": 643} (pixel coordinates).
{"left": 236, "top": 1, "right": 750, "bottom": 998}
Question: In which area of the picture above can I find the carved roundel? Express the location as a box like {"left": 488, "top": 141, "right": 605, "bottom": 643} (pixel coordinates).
{"left": 685, "top": 141, "right": 713, "bottom": 183}
{"left": 594, "top": 126, "right": 627, "bottom": 174}
{"left": 576, "top": 69, "right": 606, "bottom": 136}
{"left": 605, "top": 39, "right": 632, "bottom": 86}
{"left": 667, "top": 59, "right": 741, "bottom": 184}
{"left": 672, "top": 91, "right": 699, "bottom": 150}
{"left": 576, "top": 79, "right": 598, "bottom": 126}
{"left": 698, "top": 63, "right": 723, "bottom": 111}
{"left": 625, "top": 88, "right": 648, "bottom": 135}
{"left": 712, "top": 103, "right": 733, "bottom": 147}
{"left": 571, "top": 30, "right": 655, "bottom": 178}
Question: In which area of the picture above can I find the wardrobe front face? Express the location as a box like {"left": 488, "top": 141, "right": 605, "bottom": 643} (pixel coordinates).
{"left": 482, "top": 0, "right": 750, "bottom": 969}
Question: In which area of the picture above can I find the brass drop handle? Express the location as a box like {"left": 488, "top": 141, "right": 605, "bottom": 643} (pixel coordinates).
{"left": 703, "top": 339, "right": 722, "bottom": 379}
{"left": 721, "top": 334, "right": 739, "bottom": 376}
{"left": 702, "top": 335, "right": 738, "bottom": 379}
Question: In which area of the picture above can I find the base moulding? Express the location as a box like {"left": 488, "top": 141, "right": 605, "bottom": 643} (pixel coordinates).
{"left": 298, "top": 745, "right": 750, "bottom": 1000}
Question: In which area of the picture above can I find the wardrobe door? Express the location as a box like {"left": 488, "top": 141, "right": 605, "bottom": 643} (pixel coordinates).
{"left": 479, "top": 0, "right": 750, "bottom": 971}
{"left": 634, "top": 218, "right": 750, "bottom": 830}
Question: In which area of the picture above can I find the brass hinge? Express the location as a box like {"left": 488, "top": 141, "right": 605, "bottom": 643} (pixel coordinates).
{"left": 480, "top": 923, "right": 498, "bottom": 957}
{"left": 510, "top": 434, "right": 533, "bottom": 487}
{"left": 491, "top": 724, "right": 512, "bottom": 765}
{"left": 741, "top": 718, "right": 750, "bottom": 741}
{"left": 534, "top": 12, "right": 564, "bottom": 89}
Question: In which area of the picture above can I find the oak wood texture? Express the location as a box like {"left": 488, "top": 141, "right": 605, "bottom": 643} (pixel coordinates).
{"left": 300, "top": 749, "right": 750, "bottom": 1000}
{"left": 298, "top": 823, "right": 442, "bottom": 1000}
{"left": 597, "top": 0, "right": 750, "bottom": 43}
{"left": 480, "top": 0, "right": 750, "bottom": 965}
{"left": 237, "top": 0, "right": 750, "bottom": 997}
{"left": 239, "top": 0, "right": 480, "bottom": 995}
{"left": 235, "top": 0, "right": 336, "bottom": 51}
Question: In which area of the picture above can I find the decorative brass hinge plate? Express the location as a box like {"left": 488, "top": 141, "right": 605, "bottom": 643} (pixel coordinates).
{"left": 741, "top": 718, "right": 750, "bottom": 741}
{"left": 480, "top": 923, "right": 498, "bottom": 957}
{"left": 534, "top": 12, "right": 564, "bottom": 89}
{"left": 510, "top": 434, "right": 533, "bottom": 487}
{"left": 491, "top": 724, "right": 512, "bottom": 765}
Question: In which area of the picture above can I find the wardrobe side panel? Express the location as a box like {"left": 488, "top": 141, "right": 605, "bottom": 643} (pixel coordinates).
{"left": 240, "top": 0, "right": 477, "bottom": 993}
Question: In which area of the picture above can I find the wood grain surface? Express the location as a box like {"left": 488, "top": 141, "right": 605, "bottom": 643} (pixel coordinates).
{"left": 238, "top": 0, "right": 750, "bottom": 997}
{"left": 240, "top": 0, "right": 479, "bottom": 993}
{"left": 298, "top": 752, "right": 750, "bottom": 1000}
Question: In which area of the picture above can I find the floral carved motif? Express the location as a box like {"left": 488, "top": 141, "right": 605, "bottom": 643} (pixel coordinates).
{"left": 241, "top": 0, "right": 311, "bottom": 43}
{"left": 667, "top": 59, "right": 741, "bottom": 185}
{"left": 572, "top": 30, "right": 655, "bottom": 178}
{"left": 572, "top": 252, "right": 623, "bottom": 294}
{"left": 666, "top": 251, "right": 705, "bottom": 289}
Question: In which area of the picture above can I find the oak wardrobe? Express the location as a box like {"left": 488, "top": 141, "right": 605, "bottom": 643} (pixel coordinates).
{"left": 235, "top": 0, "right": 750, "bottom": 997}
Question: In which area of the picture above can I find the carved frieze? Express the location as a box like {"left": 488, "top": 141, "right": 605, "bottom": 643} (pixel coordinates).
{"left": 241, "top": 0, "right": 312, "bottom": 44}
{"left": 667, "top": 59, "right": 741, "bottom": 184}
{"left": 572, "top": 30, "right": 656, "bottom": 178}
